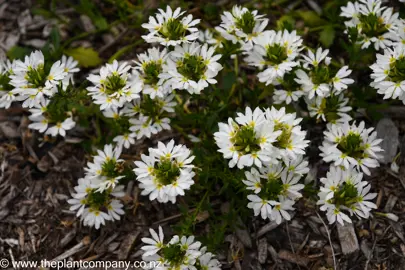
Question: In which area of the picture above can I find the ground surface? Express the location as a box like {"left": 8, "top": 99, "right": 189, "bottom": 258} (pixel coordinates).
{"left": 2, "top": 0, "right": 405, "bottom": 269}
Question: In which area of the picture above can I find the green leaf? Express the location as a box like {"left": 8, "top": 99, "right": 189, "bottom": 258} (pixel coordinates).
{"left": 64, "top": 47, "right": 102, "bottom": 68}
{"left": 7, "top": 46, "right": 32, "bottom": 60}
{"left": 277, "top": 15, "right": 295, "bottom": 31}
{"left": 296, "top": 11, "right": 326, "bottom": 27}
{"left": 319, "top": 25, "right": 336, "bottom": 48}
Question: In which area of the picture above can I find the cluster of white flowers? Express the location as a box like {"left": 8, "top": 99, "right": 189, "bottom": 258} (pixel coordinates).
{"left": 0, "top": 51, "right": 80, "bottom": 137}
{"left": 68, "top": 144, "right": 128, "bottom": 228}
{"left": 370, "top": 44, "right": 405, "bottom": 103}
{"left": 215, "top": 106, "right": 309, "bottom": 169}
{"left": 317, "top": 166, "right": 377, "bottom": 225}
{"left": 0, "top": 2, "right": 393, "bottom": 236}
{"left": 244, "top": 157, "right": 309, "bottom": 223}
{"left": 245, "top": 30, "right": 303, "bottom": 86}
{"left": 340, "top": 0, "right": 401, "bottom": 50}
{"left": 141, "top": 226, "right": 221, "bottom": 270}
{"left": 215, "top": 106, "right": 309, "bottom": 223}
{"left": 215, "top": 5, "right": 268, "bottom": 50}
{"left": 320, "top": 121, "right": 383, "bottom": 175}
{"left": 134, "top": 140, "right": 195, "bottom": 203}
{"left": 317, "top": 120, "right": 383, "bottom": 224}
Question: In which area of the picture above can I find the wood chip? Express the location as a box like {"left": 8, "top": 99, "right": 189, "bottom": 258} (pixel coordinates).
{"left": 337, "top": 223, "right": 359, "bottom": 255}
{"left": 376, "top": 118, "right": 399, "bottom": 164}
{"left": 278, "top": 249, "right": 309, "bottom": 266}
{"left": 257, "top": 238, "right": 267, "bottom": 264}
{"left": 117, "top": 230, "right": 140, "bottom": 260}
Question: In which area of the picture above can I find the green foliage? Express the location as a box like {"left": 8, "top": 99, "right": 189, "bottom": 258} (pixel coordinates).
{"left": 65, "top": 47, "right": 102, "bottom": 68}
{"left": 319, "top": 25, "right": 336, "bottom": 48}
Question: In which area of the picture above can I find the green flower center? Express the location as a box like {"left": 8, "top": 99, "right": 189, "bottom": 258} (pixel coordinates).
{"left": 143, "top": 60, "right": 163, "bottom": 86}
{"left": 388, "top": 56, "right": 405, "bottom": 83}
{"left": 235, "top": 11, "right": 256, "bottom": 34}
{"left": 138, "top": 95, "right": 166, "bottom": 121}
{"left": 337, "top": 132, "right": 366, "bottom": 159}
{"left": 0, "top": 71, "right": 13, "bottom": 92}
{"left": 86, "top": 189, "right": 111, "bottom": 210}
{"left": 177, "top": 54, "right": 207, "bottom": 81}
{"left": 231, "top": 125, "right": 261, "bottom": 155}
{"left": 160, "top": 18, "right": 186, "bottom": 41}
{"left": 103, "top": 73, "right": 127, "bottom": 95}
{"left": 25, "top": 64, "right": 48, "bottom": 88}
{"left": 44, "top": 92, "right": 72, "bottom": 123}
{"left": 273, "top": 122, "right": 292, "bottom": 149}
{"left": 319, "top": 95, "right": 344, "bottom": 123}
{"left": 265, "top": 44, "right": 288, "bottom": 65}
{"left": 328, "top": 182, "right": 359, "bottom": 208}
{"left": 101, "top": 158, "right": 124, "bottom": 178}
{"left": 358, "top": 13, "right": 388, "bottom": 38}
{"left": 311, "top": 65, "right": 330, "bottom": 85}
{"left": 154, "top": 159, "right": 181, "bottom": 185}
{"left": 161, "top": 244, "right": 187, "bottom": 266}
{"left": 259, "top": 174, "right": 285, "bottom": 201}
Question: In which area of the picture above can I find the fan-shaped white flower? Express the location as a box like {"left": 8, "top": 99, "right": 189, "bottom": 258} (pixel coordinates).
{"left": 319, "top": 121, "right": 383, "bottom": 175}
{"left": 10, "top": 51, "right": 68, "bottom": 108}
{"left": 317, "top": 166, "right": 377, "bottom": 225}
{"left": 215, "top": 5, "right": 268, "bottom": 50}
{"left": 134, "top": 140, "right": 195, "bottom": 203}
{"left": 340, "top": 0, "right": 400, "bottom": 50}
{"left": 306, "top": 94, "right": 352, "bottom": 124}
{"left": 245, "top": 30, "right": 303, "bottom": 85}
{"left": 0, "top": 59, "right": 17, "bottom": 109}
{"left": 214, "top": 107, "right": 281, "bottom": 169}
{"left": 142, "top": 6, "right": 200, "bottom": 46}
{"left": 295, "top": 48, "right": 354, "bottom": 99}
{"left": 86, "top": 60, "right": 141, "bottom": 111}
{"left": 370, "top": 44, "right": 405, "bottom": 103}
{"left": 68, "top": 178, "right": 125, "bottom": 229}
{"left": 132, "top": 47, "right": 171, "bottom": 99}
{"left": 265, "top": 107, "right": 309, "bottom": 161}
{"left": 160, "top": 42, "right": 222, "bottom": 94}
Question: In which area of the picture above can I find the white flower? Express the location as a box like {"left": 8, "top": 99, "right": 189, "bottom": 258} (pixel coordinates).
{"left": 265, "top": 107, "right": 309, "bottom": 161}
{"left": 215, "top": 5, "right": 268, "bottom": 50}
{"left": 214, "top": 107, "right": 281, "bottom": 169}
{"left": 27, "top": 97, "right": 76, "bottom": 137}
{"left": 132, "top": 47, "right": 171, "bottom": 99}
{"left": 142, "top": 230, "right": 202, "bottom": 269}
{"left": 84, "top": 144, "right": 126, "bottom": 192}
{"left": 61, "top": 55, "right": 79, "bottom": 89}
{"left": 245, "top": 30, "right": 303, "bottom": 85}
{"left": 0, "top": 59, "right": 17, "bottom": 109}
{"left": 134, "top": 140, "right": 195, "bottom": 203}
{"left": 370, "top": 44, "right": 405, "bottom": 103}
{"left": 319, "top": 121, "right": 383, "bottom": 175}
{"left": 244, "top": 163, "right": 305, "bottom": 223}
{"left": 142, "top": 6, "right": 200, "bottom": 46}
{"left": 122, "top": 93, "right": 176, "bottom": 140}
{"left": 295, "top": 48, "right": 354, "bottom": 99}
{"left": 141, "top": 226, "right": 165, "bottom": 257}
{"left": 68, "top": 178, "right": 125, "bottom": 229}
{"left": 113, "top": 133, "right": 136, "bottom": 149}
{"left": 317, "top": 166, "right": 377, "bottom": 225}
{"left": 306, "top": 94, "right": 352, "bottom": 124}
{"left": 198, "top": 29, "right": 222, "bottom": 48}
{"left": 196, "top": 247, "right": 222, "bottom": 270}
{"left": 10, "top": 51, "right": 68, "bottom": 108}
{"left": 45, "top": 116, "right": 75, "bottom": 137}
{"left": 160, "top": 42, "right": 222, "bottom": 94}
{"left": 273, "top": 88, "right": 304, "bottom": 105}
{"left": 86, "top": 60, "right": 141, "bottom": 111}
{"left": 340, "top": 0, "right": 401, "bottom": 50}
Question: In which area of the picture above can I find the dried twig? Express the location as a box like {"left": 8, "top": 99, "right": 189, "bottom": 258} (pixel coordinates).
{"left": 316, "top": 211, "right": 336, "bottom": 270}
